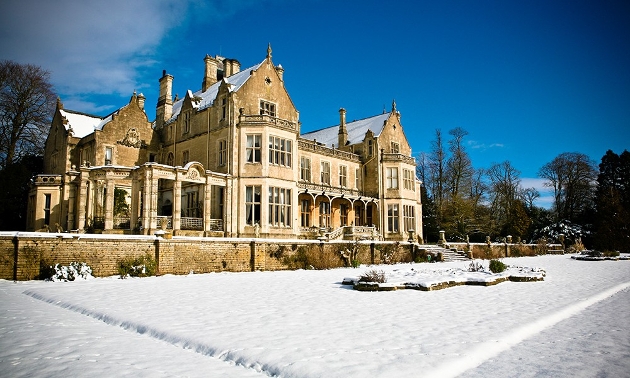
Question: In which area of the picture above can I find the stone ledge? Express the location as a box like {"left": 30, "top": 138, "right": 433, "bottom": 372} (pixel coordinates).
{"left": 351, "top": 275, "right": 542, "bottom": 292}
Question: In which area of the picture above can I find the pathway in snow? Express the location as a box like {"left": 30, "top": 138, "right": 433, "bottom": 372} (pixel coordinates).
{"left": 423, "top": 281, "right": 630, "bottom": 378}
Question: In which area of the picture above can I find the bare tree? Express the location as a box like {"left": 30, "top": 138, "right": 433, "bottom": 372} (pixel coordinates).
{"left": 0, "top": 60, "right": 56, "bottom": 169}
{"left": 539, "top": 152, "right": 597, "bottom": 222}
{"left": 427, "top": 129, "right": 446, "bottom": 222}
{"left": 446, "top": 127, "right": 473, "bottom": 200}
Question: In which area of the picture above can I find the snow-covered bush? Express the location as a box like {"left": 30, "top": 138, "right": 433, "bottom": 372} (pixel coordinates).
{"left": 358, "top": 269, "right": 387, "bottom": 283}
{"left": 533, "top": 220, "right": 589, "bottom": 245}
{"left": 48, "top": 262, "right": 93, "bottom": 281}
{"left": 468, "top": 260, "right": 484, "bottom": 272}
{"left": 118, "top": 254, "right": 157, "bottom": 278}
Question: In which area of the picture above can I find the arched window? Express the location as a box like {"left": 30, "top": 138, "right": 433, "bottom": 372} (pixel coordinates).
{"left": 166, "top": 152, "right": 174, "bottom": 166}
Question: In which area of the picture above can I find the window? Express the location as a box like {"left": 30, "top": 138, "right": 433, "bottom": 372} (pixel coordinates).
{"left": 221, "top": 98, "right": 227, "bottom": 120}
{"left": 386, "top": 167, "right": 399, "bottom": 189}
{"left": 300, "top": 157, "right": 311, "bottom": 182}
{"left": 391, "top": 142, "right": 400, "bottom": 153}
{"left": 105, "top": 147, "right": 113, "bottom": 165}
{"left": 44, "top": 193, "right": 51, "bottom": 225}
{"left": 166, "top": 152, "right": 174, "bottom": 166}
{"left": 260, "top": 100, "right": 276, "bottom": 117}
{"left": 185, "top": 191, "right": 200, "bottom": 217}
{"left": 245, "top": 186, "right": 261, "bottom": 226}
{"left": 51, "top": 152, "right": 58, "bottom": 169}
{"left": 339, "top": 165, "right": 347, "bottom": 187}
{"left": 355, "top": 168, "right": 360, "bottom": 189}
{"left": 300, "top": 199, "right": 310, "bottom": 227}
{"left": 319, "top": 201, "right": 330, "bottom": 228}
{"left": 403, "top": 205, "right": 416, "bottom": 232}
{"left": 182, "top": 150, "right": 190, "bottom": 165}
{"left": 368, "top": 139, "right": 374, "bottom": 157}
{"left": 149, "top": 154, "right": 156, "bottom": 162}
{"left": 269, "top": 187, "right": 292, "bottom": 227}
{"left": 183, "top": 111, "right": 191, "bottom": 134}
{"left": 340, "top": 204, "right": 348, "bottom": 226}
{"left": 246, "top": 134, "right": 262, "bottom": 163}
{"left": 403, "top": 169, "right": 415, "bottom": 190}
{"left": 388, "top": 204, "right": 399, "bottom": 233}
{"left": 218, "top": 140, "right": 227, "bottom": 166}
{"left": 366, "top": 204, "right": 373, "bottom": 226}
{"left": 321, "top": 161, "right": 330, "bottom": 185}
{"left": 354, "top": 204, "right": 363, "bottom": 226}
{"left": 269, "top": 136, "right": 292, "bottom": 167}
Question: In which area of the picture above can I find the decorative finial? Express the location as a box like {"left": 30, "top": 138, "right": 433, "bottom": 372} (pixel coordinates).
{"left": 392, "top": 99, "right": 397, "bottom": 113}
{"left": 267, "top": 43, "right": 272, "bottom": 60}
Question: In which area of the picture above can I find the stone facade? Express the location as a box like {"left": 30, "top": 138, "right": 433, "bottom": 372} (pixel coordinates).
{"left": 27, "top": 46, "right": 422, "bottom": 241}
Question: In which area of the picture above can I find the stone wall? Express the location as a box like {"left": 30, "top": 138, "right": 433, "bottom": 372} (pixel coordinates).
{"left": 0, "top": 233, "right": 410, "bottom": 280}
{"left": 0, "top": 232, "right": 562, "bottom": 281}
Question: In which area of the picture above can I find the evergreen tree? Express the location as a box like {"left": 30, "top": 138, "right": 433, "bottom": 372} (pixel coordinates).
{"left": 594, "top": 150, "right": 630, "bottom": 251}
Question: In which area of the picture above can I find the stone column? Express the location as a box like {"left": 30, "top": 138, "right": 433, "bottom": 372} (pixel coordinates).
{"left": 77, "top": 172, "right": 89, "bottom": 232}
{"left": 173, "top": 178, "right": 182, "bottom": 234}
{"left": 130, "top": 176, "right": 140, "bottom": 232}
{"left": 104, "top": 177, "right": 115, "bottom": 231}
{"left": 203, "top": 181, "right": 212, "bottom": 235}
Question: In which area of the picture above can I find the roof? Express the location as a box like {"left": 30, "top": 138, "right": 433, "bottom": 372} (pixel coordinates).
{"left": 301, "top": 112, "right": 391, "bottom": 148}
{"left": 58, "top": 109, "right": 107, "bottom": 138}
{"left": 166, "top": 61, "right": 264, "bottom": 124}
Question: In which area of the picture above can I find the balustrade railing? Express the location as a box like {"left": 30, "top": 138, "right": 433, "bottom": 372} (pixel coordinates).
{"left": 381, "top": 153, "right": 416, "bottom": 165}
{"left": 239, "top": 114, "right": 298, "bottom": 132}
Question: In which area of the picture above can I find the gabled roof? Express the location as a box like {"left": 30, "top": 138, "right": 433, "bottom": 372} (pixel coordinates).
{"left": 166, "top": 60, "right": 264, "bottom": 124}
{"left": 301, "top": 112, "right": 391, "bottom": 148}
{"left": 58, "top": 109, "right": 107, "bottom": 138}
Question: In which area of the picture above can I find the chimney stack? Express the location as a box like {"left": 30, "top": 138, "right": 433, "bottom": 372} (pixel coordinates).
{"left": 157, "top": 70, "right": 174, "bottom": 124}
{"left": 338, "top": 108, "right": 347, "bottom": 147}
{"left": 202, "top": 55, "right": 219, "bottom": 91}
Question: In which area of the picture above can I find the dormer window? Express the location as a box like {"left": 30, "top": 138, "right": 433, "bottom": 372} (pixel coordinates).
{"left": 260, "top": 100, "right": 276, "bottom": 117}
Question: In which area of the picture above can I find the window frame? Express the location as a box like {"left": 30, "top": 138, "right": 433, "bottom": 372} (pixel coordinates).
{"left": 245, "top": 186, "right": 261, "bottom": 226}
{"left": 300, "top": 156, "right": 311, "bottom": 182}
{"left": 339, "top": 165, "right": 348, "bottom": 187}
{"left": 246, "top": 134, "right": 262, "bottom": 163}
{"left": 269, "top": 187, "right": 292, "bottom": 227}
{"left": 259, "top": 100, "right": 276, "bottom": 117}
{"left": 218, "top": 140, "right": 227, "bottom": 166}
{"left": 269, "top": 135, "right": 292, "bottom": 167}
{"left": 387, "top": 204, "right": 400, "bottom": 233}
{"left": 386, "top": 167, "right": 399, "bottom": 189}
{"left": 320, "top": 161, "right": 331, "bottom": 185}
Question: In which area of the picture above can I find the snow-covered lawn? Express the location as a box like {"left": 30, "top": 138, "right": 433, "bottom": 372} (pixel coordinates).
{"left": 1, "top": 254, "right": 629, "bottom": 377}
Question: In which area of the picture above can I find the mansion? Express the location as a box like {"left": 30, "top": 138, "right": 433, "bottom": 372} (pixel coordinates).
{"left": 27, "top": 46, "right": 422, "bottom": 241}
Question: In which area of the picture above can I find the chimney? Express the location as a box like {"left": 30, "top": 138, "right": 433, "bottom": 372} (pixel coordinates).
{"left": 338, "top": 108, "right": 347, "bottom": 147}
{"left": 223, "top": 58, "right": 241, "bottom": 77}
{"left": 202, "top": 55, "right": 218, "bottom": 91}
{"left": 157, "top": 70, "right": 174, "bottom": 123}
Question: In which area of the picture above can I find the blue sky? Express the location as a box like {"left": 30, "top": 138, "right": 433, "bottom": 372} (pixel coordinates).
{"left": 1, "top": 0, "right": 629, "bottom": 207}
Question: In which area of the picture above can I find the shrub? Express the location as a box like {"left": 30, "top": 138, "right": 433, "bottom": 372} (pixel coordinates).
{"left": 47, "top": 262, "right": 93, "bottom": 281}
{"left": 118, "top": 254, "right": 157, "bottom": 278}
{"left": 489, "top": 259, "right": 507, "bottom": 273}
{"left": 358, "top": 269, "right": 387, "bottom": 283}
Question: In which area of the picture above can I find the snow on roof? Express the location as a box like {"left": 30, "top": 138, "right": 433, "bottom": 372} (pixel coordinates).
{"left": 59, "top": 109, "right": 104, "bottom": 138}
{"left": 301, "top": 112, "right": 391, "bottom": 148}
{"left": 166, "top": 61, "right": 264, "bottom": 124}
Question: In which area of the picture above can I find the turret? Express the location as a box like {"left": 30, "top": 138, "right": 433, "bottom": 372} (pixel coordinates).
{"left": 338, "top": 108, "right": 347, "bottom": 147}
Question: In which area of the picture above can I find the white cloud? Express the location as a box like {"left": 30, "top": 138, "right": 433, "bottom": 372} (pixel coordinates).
{"left": 0, "top": 1, "right": 184, "bottom": 97}
{"left": 467, "top": 140, "right": 504, "bottom": 150}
